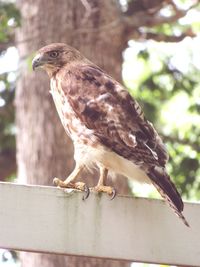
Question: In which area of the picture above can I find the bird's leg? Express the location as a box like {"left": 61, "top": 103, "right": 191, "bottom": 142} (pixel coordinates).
{"left": 53, "top": 165, "right": 89, "bottom": 199}
{"left": 91, "top": 166, "right": 116, "bottom": 199}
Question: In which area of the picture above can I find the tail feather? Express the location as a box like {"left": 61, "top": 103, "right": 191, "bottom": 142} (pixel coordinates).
{"left": 148, "top": 166, "right": 189, "bottom": 227}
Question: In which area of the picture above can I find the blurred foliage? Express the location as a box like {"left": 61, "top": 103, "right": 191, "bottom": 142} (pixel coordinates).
{"left": 123, "top": 38, "right": 200, "bottom": 200}
{"left": 0, "top": 1, "right": 20, "bottom": 43}
{"left": 0, "top": 72, "right": 15, "bottom": 150}
{"left": 0, "top": 0, "right": 20, "bottom": 180}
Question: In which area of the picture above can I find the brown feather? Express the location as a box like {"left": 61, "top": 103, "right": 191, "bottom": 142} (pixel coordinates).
{"left": 61, "top": 64, "right": 168, "bottom": 167}
{"left": 59, "top": 63, "right": 188, "bottom": 226}
{"left": 33, "top": 43, "right": 189, "bottom": 227}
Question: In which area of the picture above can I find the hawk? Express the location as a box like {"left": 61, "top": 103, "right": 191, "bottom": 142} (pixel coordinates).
{"left": 32, "top": 43, "right": 189, "bottom": 227}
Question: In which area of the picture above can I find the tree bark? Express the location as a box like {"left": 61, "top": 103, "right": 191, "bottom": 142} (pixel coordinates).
{"left": 16, "top": 0, "right": 130, "bottom": 266}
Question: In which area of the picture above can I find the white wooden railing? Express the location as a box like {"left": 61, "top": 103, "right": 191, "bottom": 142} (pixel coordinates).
{"left": 0, "top": 182, "right": 199, "bottom": 266}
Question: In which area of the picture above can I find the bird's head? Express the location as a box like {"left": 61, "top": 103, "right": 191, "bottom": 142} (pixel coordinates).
{"left": 32, "top": 43, "right": 83, "bottom": 76}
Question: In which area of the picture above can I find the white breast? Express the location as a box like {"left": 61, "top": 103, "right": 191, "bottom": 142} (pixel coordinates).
{"left": 50, "top": 78, "right": 96, "bottom": 141}
{"left": 50, "top": 79, "right": 149, "bottom": 185}
{"left": 74, "top": 142, "right": 150, "bottom": 184}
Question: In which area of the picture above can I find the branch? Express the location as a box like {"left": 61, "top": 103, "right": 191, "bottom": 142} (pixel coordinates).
{"left": 122, "top": 7, "right": 187, "bottom": 29}
{"left": 122, "top": 1, "right": 198, "bottom": 40}
{"left": 130, "top": 28, "right": 196, "bottom": 43}
{"left": 125, "top": 0, "right": 167, "bottom": 16}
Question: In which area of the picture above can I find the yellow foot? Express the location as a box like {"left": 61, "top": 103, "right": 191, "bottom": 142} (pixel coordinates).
{"left": 91, "top": 185, "right": 116, "bottom": 200}
{"left": 53, "top": 178, "right": 90, "bottom": 200}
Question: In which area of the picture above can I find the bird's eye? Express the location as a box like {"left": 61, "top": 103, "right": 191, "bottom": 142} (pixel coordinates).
{"left": 48, "top": 51, "right": 59, "bottom": 58}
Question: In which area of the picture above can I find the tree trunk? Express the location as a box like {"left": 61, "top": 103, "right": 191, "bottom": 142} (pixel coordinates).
{"left": 16, "top": 0, "right": 130, "bottom": 266}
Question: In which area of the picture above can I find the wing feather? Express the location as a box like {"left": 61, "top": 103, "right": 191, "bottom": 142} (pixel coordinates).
{"left": 63, "top": 64, "right": 168, "bottom": 167}
{"left": 59, "top": 63, "right": 188, "bottom": 225}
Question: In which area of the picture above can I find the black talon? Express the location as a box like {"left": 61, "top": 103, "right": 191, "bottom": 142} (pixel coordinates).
{"left": 82, "top": 185, "right": 90, "bottom": 200}
{"left": 110, "top": 188, "right": 116, "bottom": 200}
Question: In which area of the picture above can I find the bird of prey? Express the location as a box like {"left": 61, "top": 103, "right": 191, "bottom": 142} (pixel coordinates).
{"left": 32, "top": 43, "right": 189, "bottom": 227}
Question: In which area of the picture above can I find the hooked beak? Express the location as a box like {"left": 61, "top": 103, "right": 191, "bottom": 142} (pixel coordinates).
{"left": 32, "top": 53, "right": 45, "bottom": 70}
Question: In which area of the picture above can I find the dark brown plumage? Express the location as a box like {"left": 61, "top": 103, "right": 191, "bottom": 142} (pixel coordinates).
{"left": 32, "top": 43, "right": 189, "bottom": 226}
